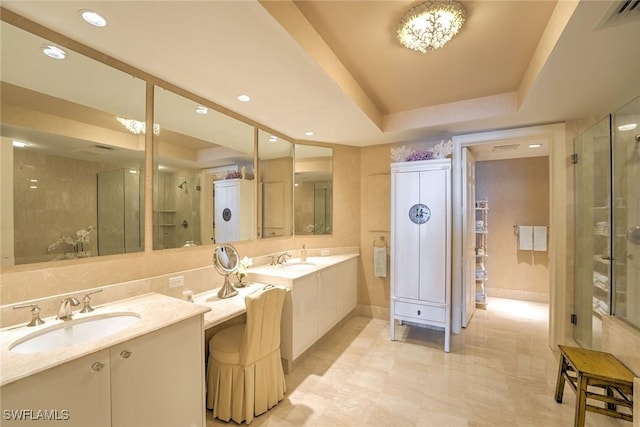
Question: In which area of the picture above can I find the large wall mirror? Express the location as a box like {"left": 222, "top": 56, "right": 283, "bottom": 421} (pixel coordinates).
{"left": 152, "top": 86, "right": 255, "bottom": 249}
{"left": 1, "top": 21, "right": 146, "bottom": 266}
{"left": 257, "top": 130, "right": 293, "bottom": 239}
{"left": 294, "top": 145, "right": 333, "bottom": 235}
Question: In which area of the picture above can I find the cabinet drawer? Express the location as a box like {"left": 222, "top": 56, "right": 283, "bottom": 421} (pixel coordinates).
{"left": 394, "top": 301, "right": 445, "bottom": 323}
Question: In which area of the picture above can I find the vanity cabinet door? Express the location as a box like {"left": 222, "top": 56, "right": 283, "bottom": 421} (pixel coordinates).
{"left": 291, "top": 273, "right": 319, "bottom": 359}
{"left": 318, "top": 268, "right": 338, "bottom": 336}
{"left": 336, "top": 258, "right": 357, "bottom": 319}
{"left": 110, "top": 316, "right": 205, "bottom": 427}
{"left": 0, "top": 350, "right": 111, "bottom": 427}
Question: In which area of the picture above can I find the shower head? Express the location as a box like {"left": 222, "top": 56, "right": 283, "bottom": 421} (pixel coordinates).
{"left": 178, "top": 181, "right": 187, "bottom": 189}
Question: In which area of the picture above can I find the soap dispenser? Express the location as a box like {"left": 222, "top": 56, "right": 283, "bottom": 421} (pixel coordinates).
{"left": 300, "top": 244, "right": 307, "bottom": 262}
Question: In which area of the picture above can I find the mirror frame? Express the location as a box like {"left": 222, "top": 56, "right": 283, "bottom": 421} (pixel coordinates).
{"left": 212, "top": 243, "right": 240, "bottom": 299}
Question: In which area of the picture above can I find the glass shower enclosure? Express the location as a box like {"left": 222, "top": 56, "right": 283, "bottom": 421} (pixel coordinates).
{"left": 573, "top": 116, "right": 611, "bottom": 349}
{"left": 573, "top": 95, "right": 640, "bottom": 348}
{"left": 612, "top": 96, "right": 640, "bottom": 330}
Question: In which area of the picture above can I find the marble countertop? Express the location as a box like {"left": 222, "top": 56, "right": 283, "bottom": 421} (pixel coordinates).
{"left": 248, "top": 254, "right": 359, "bottom": 282}
{"left": 193, "top": 282, "right": 271, "bottom": 329}
{"left": 0, "top": 292, "right": 209, "bottom": 386}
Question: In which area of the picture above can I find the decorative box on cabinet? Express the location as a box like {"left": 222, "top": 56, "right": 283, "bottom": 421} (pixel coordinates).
{"left": 390, "top": 159, "right": 451, "bottom": 352}
{"left": 214, "top": 178, "right": 253, "bottom": 243}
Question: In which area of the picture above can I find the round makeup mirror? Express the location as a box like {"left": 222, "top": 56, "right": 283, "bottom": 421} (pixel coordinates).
{"left": 213, "top": 244, "right": 240, "bottom": 298}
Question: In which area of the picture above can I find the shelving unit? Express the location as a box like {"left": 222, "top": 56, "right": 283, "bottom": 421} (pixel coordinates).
{"left": 475, "top": 199, "right": 488, "bottom": 309}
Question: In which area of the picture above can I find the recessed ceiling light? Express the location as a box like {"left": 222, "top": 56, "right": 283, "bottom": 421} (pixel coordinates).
{"left": 618, "top": 123, "right": 637, "bottom": 131}
{"left": 304, "top": 131, "right": 315, "bottom": 137}
{"left": 42, "top": 45, "right": 66, "bottom": 60}
{"left": 29, "top": 185, "right": 38, "bottom": 190}
{"left": 30, "top": 179, "right": 38, "bottom": 183}
{"left": 79, "top": 10, "right": 108, "bottom": 27}
{"left": 12, "top": 140, "right": 29, "bottom": 148}
{"left": 195, "top": 105, "right": 208, "bottom": 115}
{"left": 269, "top": 136, "right": 278, "bottom": 142}
{"left": 528, "top": 144, "right": 542, "bottom": 149}
{"left": 237, "top": 95, "right": 251, "bottom": 102}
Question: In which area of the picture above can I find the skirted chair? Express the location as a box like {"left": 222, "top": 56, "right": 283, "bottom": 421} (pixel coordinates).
{"left": 206, "top": 285, "right": 287, "bottom": 424}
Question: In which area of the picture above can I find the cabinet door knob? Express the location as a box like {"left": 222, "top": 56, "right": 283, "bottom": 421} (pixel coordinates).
{"left": 120, "top": 350, "right": 132, "bottom": 359}
{"left": 91, "top": 362, "right": 105, "bottom": 372}
{"left": 417, "top": 310, "right": 421, "bottom": 315}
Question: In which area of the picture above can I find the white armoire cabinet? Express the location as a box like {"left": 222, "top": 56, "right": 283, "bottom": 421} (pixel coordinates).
{"left": 390, "top": 158, "right": 451, "bottom": 352}
{"left": 214, "top": 178, "right": 253, "bottom": 243}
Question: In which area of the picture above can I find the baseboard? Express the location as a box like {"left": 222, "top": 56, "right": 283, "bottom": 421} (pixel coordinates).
{"left": 486, "top": 288, "right": 549, "bottom": 303}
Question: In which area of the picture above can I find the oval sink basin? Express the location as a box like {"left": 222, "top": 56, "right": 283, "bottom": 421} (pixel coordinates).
{"left": 280, "top": 261, "right": 316, "bottom": 270}
{"left": 9, "top": 312, "right": 141, "bottom": 354}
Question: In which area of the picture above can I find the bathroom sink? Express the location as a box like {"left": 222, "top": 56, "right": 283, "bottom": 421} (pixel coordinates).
{"left": 9, "top": 312, "right": 141, "bottom": 354}
{"left": 279, "top": 261, "right": 317, "bottom": 270}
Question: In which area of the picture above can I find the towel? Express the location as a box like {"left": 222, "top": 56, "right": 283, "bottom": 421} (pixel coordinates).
{"left": 518, "top": 226, "right": 533, "bottom": 250}
{"left": 373, "top": 246, "right": 387, "bottom": 278}
{"left": 533, "top": 226, "right": 547, "bottom": 251}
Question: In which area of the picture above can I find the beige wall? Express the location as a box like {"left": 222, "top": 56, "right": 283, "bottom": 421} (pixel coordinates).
{"left": 475, "top": 157, "right": 550, "bottom": 302}
{"left": 358, "top": 143, "right": 393, "bottom": 319}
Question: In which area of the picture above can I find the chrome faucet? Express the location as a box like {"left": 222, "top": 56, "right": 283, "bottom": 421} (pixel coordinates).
{"left": 57, "top": 297, "right": 80, "bottom": 320}
{"left": 276, "top": 252, "right": 292, "bottom": 264}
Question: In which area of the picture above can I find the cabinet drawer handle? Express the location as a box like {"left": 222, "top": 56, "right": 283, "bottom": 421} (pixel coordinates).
{"left": 120, "top": 350, "right": 132, "bottom": 359}
{"left": 91, "top": 362, "right": 105, "bottom": 372}
{"left": 417, "top": 310, "right": 421, "bottom": 315}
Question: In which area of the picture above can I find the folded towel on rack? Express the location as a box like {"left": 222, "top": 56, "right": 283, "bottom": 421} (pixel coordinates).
{"left": 518, "top": 226, "right": 533, "bottom": 250}
{"left": 533, "top": 226, "right": 547, "bottom": 251}
{"left": 373, "top": 246, "right": 387, "bottom": 278}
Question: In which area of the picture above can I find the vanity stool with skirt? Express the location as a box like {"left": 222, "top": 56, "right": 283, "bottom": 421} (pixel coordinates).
{"left": 206, "top": 286, "right": 287, "bottom": 424}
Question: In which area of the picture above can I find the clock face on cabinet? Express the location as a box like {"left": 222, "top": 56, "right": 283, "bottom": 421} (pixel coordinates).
{"left": 409, "top": 204, "right": 431, "bottom": 224}
{"left": 222, "top": 208, "right": 232, "bottom": 222}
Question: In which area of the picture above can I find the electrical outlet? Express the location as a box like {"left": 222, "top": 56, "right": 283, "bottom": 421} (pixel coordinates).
{"left": 169, "top": 276, "right": 184, "bottom": 288}
{"left": 320, "top": 249, "right": 330, "bottom": 256}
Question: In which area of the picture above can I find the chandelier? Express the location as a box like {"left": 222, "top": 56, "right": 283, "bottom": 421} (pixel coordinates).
{"left": 117, "top": 117, "right": 160, "bottom": 135}
{"left": 396, "top": 0, "right": 466, "bottom": 53}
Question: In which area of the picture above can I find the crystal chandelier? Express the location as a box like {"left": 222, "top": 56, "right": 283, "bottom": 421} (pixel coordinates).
{"left": 396, "top": 0, "right": 466, "bottom": 53}
{"left": 117, "top": 117, "right": 160, "bottom": 135}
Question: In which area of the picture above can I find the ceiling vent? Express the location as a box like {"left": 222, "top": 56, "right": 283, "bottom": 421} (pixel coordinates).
{"left": 492, "top": 144, "right": 519, "bottom": 152}
{"left": 596, "top": 0, "right": 640, "bottom": 30}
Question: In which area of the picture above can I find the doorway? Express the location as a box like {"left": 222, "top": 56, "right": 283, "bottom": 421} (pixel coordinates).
{"left": 451, "top": 124, "right": 567, "bottom": 350}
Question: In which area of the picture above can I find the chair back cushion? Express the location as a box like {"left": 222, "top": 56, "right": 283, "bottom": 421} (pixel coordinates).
{"left": 240, "top": 286, "right": 286, "bottom": 365}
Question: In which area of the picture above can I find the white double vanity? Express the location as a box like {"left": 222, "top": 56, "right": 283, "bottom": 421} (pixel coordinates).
{"left": 0, "top": 250, "right": 358, "bottom": 426}
{"left": 250, "top": 254, "right": 358, "bottom": 372}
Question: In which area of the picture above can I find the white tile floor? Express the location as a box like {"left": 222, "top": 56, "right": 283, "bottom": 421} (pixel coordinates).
{"left": 206, "top": 298, "right": 628, "bottom": 426}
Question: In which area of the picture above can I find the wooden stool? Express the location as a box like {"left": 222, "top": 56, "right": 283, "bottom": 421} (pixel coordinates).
{"left": 555, "top": 345, "right": 634, "bottom": 427}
